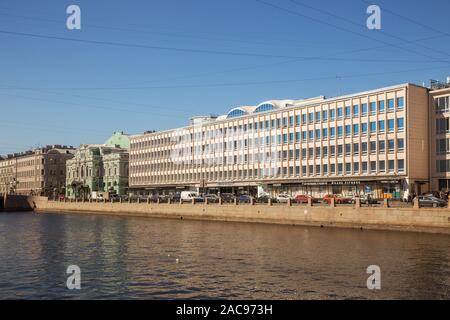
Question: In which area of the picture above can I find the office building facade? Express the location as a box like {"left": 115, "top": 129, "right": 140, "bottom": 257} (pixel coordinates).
{"left": 129, "top": 84, "right": 430, "bottom": 199}
{"left": 430, "top": 82, "right": 450, "bottom": 191}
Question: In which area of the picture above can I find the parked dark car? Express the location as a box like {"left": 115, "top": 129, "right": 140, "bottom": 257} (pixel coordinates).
{"left": 256, "top": 195, "right": 275, "bottom": 203}
{"left": 110, "top": 194, "right": 121, "bottom": 202}
{"left": 129, "top": 194, "right": 148, "bottom": 202}
{"left": 204, "top": 194, "right": 220, "bottom": 203}
{"left": 148, "top": 194, "right": 160, "bottom": 203}
{"left": 418, "top": 196, "right": 447, "bottom": 208}
{"left": 170, "top": 193, "right": 181, "bottom": 202}
{"left": 238, "top": 195, "right": 252, "bottom": 203}
{"left": 220, "top": 193, "right": 235, "bottom": 203}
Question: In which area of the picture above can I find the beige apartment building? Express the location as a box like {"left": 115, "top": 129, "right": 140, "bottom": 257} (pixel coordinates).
{"left": 129, "top": 83, "right": 430, "bottom": 199}
{"left": 0, "top": 145, "right": 75, "bottom": 197}
{"left": 0, "top": 156, "right": 16, "bottom": 197}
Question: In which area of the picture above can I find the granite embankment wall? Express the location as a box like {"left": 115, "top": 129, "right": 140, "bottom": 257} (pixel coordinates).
{"left": 30, "top": 197, "right": 450, "bottom": 234}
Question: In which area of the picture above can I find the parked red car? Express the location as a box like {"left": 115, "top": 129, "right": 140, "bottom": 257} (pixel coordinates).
{"left": 294, "top": 195, "right": 313, "bottom": 204}
{"left": 322, "top": 194, "right": 351, "bottom": 204}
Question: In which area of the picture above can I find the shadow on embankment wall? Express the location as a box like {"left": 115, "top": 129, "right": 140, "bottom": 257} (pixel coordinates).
{"left": 2, "top": 195, "right": 33, "bottom": 212}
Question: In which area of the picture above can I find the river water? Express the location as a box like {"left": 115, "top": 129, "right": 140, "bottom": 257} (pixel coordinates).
{"left": 0, "top": 212, "right": 449, "bottom": 300}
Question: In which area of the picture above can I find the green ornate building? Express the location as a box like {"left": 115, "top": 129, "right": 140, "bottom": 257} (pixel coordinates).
{"left": 66, "top": 132, "right": 129, "bottom": 199}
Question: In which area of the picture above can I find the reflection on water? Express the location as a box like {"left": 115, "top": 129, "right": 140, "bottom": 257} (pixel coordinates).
{"left": 0, "top": 212, "right": 449, "bottom": 299}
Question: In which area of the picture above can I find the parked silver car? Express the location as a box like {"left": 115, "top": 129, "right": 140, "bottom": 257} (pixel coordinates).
{"left": 418, "top": 196, "right": 447, "bottom": 208}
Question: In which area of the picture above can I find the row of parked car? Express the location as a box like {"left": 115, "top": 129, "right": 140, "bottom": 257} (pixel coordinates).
{"left": 106, "top": 192, "right": 448, "bottom": 208}
{"left": 115, "top": 192, "right": 377, "bottom": 205}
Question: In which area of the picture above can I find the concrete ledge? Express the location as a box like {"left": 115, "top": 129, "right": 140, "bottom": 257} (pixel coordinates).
{"left": 29, "top": 197, "right": 450, "bottom": 235}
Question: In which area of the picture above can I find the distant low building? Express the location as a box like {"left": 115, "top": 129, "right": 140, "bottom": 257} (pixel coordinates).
{"left": 65, "top": 132, "right": 129, "bottom": 199}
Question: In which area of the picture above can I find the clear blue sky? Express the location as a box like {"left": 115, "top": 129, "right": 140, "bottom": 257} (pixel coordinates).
{"left": 1, "top": 0, "right": 449, "bottom": 155}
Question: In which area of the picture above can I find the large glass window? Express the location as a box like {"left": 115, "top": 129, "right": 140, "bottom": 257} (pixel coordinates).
{"left": 316, "top": 112, "right": 321, "bottom": 122}
{"left": 397, "top": 138, "right": 404, "bottom": 151}
{"left": 362, "top": 162, "right": 368, "bottom": 173}
{"left": 388, "top": 139, "right": 395, "bottom": 152}
{"left": 331, "top": 164, "right": 336, "bottom": 175}
{"left": 436, "top": 139, "right": 450, "bottom": 155}
{"left": 255, "top": 103, "right": 274, "bottom": 113}
{"left": 345, "top": 125, "right": 351, "bottom": 136}
{"left": 388, "top": 160, "right": 395, "bottom": 172}
{"left": 353, "top": 105, "right": 359, "bottom": 116}
{"left": 370, "top": 102, "right": 377, "bottom": 115}
{"left": 397, "top": 97, "right": 405, "bottom": 109}
{"left": 398, "top": 159, "right": 405, "bottom": 172}
{"left": 308, "top": 113, "right": 314, "bottom": 124}
{"left": 370, "top": 121, "right": 377, "bottom": 133}
{"left": 370, "top": 161, "right": 377, "bottom": 173}
{"left": 378, "top": 120, "right": 385, "bottom": 133}
{"left": 436, "top": 96, "right": 449, "bottom": 113}
{"left": 337, "top": 126, "right": 343, "bottom": 137}
{"left": 379, "top": 160, "right": 385, "bottom": 173}
{"left": 330, "top": 109, "right": 335, "bottom": 120}
{"left": 345, "top": 163, "right": 351, "bottom": 174}
{"left": 353, "top": 124, "right": 359, "bottom": 135}
{"left": 388, "top": 119, "right": 395, "bottom": 132}
{"left": 330, "top": 127, "right": 336, "bottom": 138}
{"left": 397, "top": 118, "right": 404, "bottom": 131}
{"left": 437, "top": 118, "right": 449, "bottom": 134}
{"left": 337, "top": 108, "right": 343, "bottom": 118}
{"left": 370, "top": 141, "right": 377, "bottom": 154}
{"left": 379, "top": 140, "right": 385, "bottom": 153}
{"left": 323, "top": 128, "right": 328, "bottom": 139}
{"left": 227, "top": 109, "right": 247, "bottom": 118}
{"left": 323, "top": 110, "right": 328, "bottom": 121}
{"left": 362, "top": 123, "right": 368, "bottom": 134}
{"left": 379, "top": 100, "right": 385, "bottom": 113}
{"left": 361, "top": 103, "right": 368, "bottom": 115}
{"left": 388, "top": 99, "right": 395, "bottom": 111}
{"left": 345, "top": 106, "right": 351, "bottom": 118}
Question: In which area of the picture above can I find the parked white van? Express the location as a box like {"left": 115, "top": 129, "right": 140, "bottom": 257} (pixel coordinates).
{"left": 180, "top": 191, "right": 203, "bottom": 202}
